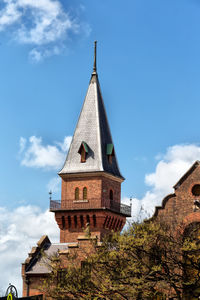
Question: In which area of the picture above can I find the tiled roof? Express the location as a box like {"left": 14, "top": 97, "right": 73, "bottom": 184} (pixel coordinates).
{"left": 26, "top": 243, "right": 69, "bottom": 274}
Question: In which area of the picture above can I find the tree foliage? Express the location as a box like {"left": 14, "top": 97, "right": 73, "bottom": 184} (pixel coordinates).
{"left": 41, "top": 221, "right": 200, "bottom": 300}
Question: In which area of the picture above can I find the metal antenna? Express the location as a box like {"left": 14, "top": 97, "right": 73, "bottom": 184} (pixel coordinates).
{"left": 93, "top": 41, "right": 97, "bottom": 74}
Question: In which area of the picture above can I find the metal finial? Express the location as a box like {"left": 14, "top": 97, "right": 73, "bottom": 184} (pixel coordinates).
{"left": 49, "top": 190, "right": 52, "bottom": 201}
{"left": 130, "top": 196, "right": 133, "bottom": 207}
{"left": 93, "top": 41, "right": 97, "bottom": 73}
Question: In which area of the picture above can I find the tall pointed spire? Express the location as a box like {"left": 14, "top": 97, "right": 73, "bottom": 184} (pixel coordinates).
{"left": 59, "top": 42, "right": 123, "bottom": 179}
{"left": 93, "top": 41, "right": 97, "bottom": 74}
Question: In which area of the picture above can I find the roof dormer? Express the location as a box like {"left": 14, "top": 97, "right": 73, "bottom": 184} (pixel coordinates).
{"left": 78, "top": 142, "right": 89, "bottom": 163}
{"left": 107, "top": 143, "right": 114, "bottom": 164}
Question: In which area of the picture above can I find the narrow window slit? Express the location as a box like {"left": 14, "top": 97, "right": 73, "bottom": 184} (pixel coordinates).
{"left": 62, "top": 216, "right": 65, "bottom": 229}
{"left": 74, "top": 215, "right": 77, "bottom": 228}
{"left": 93, "top": 215, "right": 96, "bottom": 227}
{"left": 68, "top": 216, "right": 71, "bottom": 228}
{"left": 83, "top": 187, "right": 87, "bottom": 200}
{"left": 86, "top": 215, "right": 90, "bottom": 224}
{"left": 80, "top": 215, "right": 84, "bottom": 228}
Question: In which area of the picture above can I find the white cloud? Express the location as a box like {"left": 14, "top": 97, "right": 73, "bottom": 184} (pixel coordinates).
{"left": 29, "top": 48, "right": 42, "bottom": 62}
{"left": 29, "top": 45, "right": 62, "bottom": 62}
{"left": 125, "top": 144, "right": 200, "bottom": 221}
{"left": 56, "top": 136, "right": 72, "bottom": 152}
{"left": 0, "top": 205, "right": 59, "bottom": 296}
{"left": 19, "top": 135, "right": 72, "bottom": 170}
{"left": 0, "top": 0, "right": 88, "bottom": 61}
{"left": 0, "top": 1, "right": 22, "bottom": 28}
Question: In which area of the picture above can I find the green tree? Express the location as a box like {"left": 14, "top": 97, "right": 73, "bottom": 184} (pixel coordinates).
{"left": 41, "top": 221, "right": 200, "bottom": 300}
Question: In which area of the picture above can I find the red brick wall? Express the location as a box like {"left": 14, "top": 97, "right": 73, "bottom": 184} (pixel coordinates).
{"left": 61, "top": 176, "right": 102, "bottom": 202}
{"left": 56, "top": 174, "right": 124, "bottom": 243}
{"left": 102, "top": 177, "right": 121, "bottom": 203}
{"left": 155, "top": 165, "right": 200, "bottom": 230}
{"left": 23, "top": 236, "right": 103, "bottom": 297}
{"left": 22, "top": 275, "right": 46, "bottom": 297}
{"left": 55, "top": 210, "right": 125, "bottom": 243}
{"left": 23, "top": 173, "right": 125, "bottom": 295}
{"left": 61, "top": 175, "right": 121, "bottom": 208}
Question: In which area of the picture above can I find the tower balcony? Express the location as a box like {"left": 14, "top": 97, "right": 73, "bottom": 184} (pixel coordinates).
{"left": 50, "top": 199, "right": 131, "bottom": 217}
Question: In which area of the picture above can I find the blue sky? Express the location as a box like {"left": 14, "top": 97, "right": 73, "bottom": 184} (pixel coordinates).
{"left": 1, "top": 0, "right": 200, "bottom": 293}
{"left": 1, "top": 0, "right": 200, "bottom": 207}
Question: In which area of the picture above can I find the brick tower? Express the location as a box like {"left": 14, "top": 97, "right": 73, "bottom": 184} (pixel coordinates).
{"left": 50, "top": 42, "right": 131, "bottom": 243}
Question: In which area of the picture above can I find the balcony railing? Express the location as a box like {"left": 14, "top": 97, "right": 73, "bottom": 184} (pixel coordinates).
{"left": 50, "top": 199, "right": 131, "bottom": 217}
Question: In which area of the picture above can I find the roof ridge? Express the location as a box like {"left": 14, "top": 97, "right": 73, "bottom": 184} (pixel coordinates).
{"left": 173, "top": 160, "right": 200, "bottom": 190}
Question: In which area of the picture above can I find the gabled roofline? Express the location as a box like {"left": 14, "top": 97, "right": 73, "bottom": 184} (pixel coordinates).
{"left": 148, "top": 161, "right": 200, "bottom": 220}
{"left": 173, "top": 160, "right": 200, "bottom": 190}
{"left": 24, "top": 235, "right": 51, "bottom": 273}
{"left": 150, "top": 193, "right": 176, "bottom": 220}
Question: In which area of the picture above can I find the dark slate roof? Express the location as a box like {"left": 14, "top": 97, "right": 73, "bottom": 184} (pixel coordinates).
{"left": 59, "top": 68, "right": 123, "bottom": 179}
{"left": 26, "top": 243, "right": 69, "bottom": 274}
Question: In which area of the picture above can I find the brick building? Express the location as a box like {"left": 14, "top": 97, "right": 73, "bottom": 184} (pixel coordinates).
{"left": 153, "top": 160, "right": 200, "bottom": 231}
{"left": 21, "top": 42, "right": 200, "bottom": 299}
{"left": 151, "top": 161, "right": 200, "bottom": 299}
{"left": 21, "top": 42, "right": 131, "bottom": 297}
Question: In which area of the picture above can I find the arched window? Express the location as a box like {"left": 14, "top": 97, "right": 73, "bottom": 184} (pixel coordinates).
{"left": 75, "top": 187, "right": 79, "bottom": 200}
{"left": 83, "top": 187, "right": 87, "bottom": 200}
{"left": 192, "top": 184, "right": 200, "bottom": 196}
{"left": 62, "top": 216, "right": 65, "bottom": 229}
{"left": 109, "top": 189, "right": 113, "bottom": 200}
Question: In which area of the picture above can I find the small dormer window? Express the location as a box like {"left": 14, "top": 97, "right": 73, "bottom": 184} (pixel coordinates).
{"left": 78, "top": 142, "right": 89, "bottom": 163}
{"left": 106, "top": 144, "right": 114, "bottom": 164}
